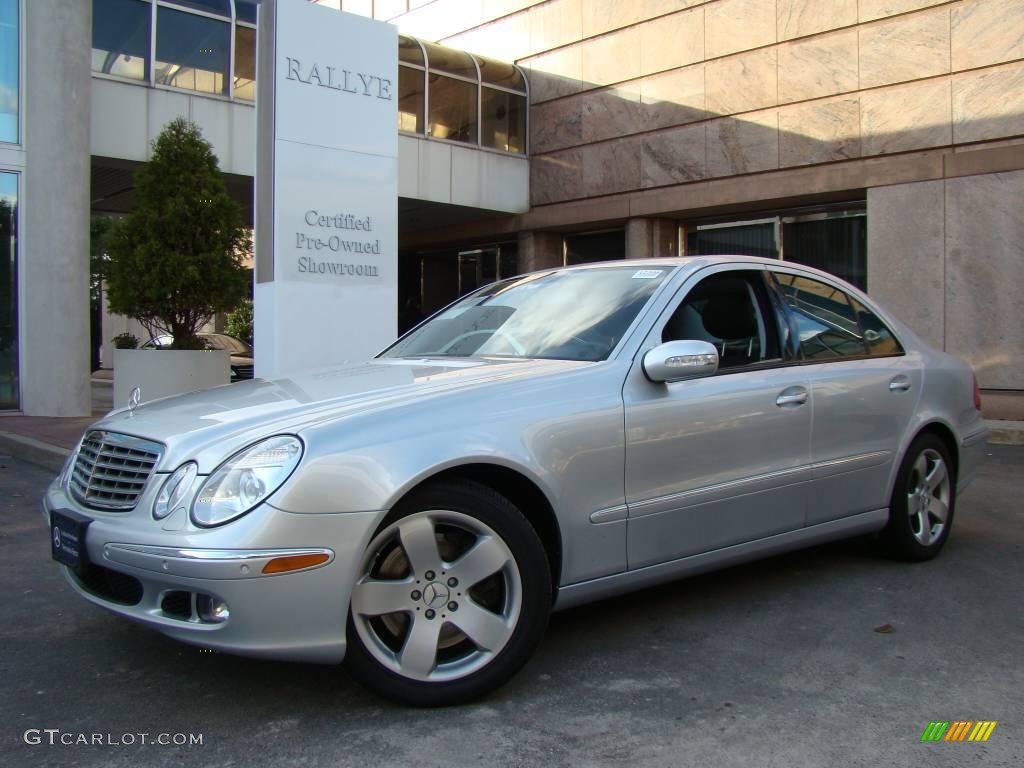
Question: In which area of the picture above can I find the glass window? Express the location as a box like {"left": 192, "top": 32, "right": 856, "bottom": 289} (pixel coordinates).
{"left": 564, "top": 230, "right": 624, "bottom": 265}
{"left": 233, "top": 24, "right": 255, "bottom": 100}
{"left": 0, "top": 172, "right": 17, "bottom": 408}
{"left": 398, "top": 65, "right": 423, "bottom": 133}
{"left": 428, "top": 73, "right": 476, "bottom": 143}
{"left": 475, "top": 56, "right": 524, "bottom": 90}
{"left": 166, "top": 0, "right": 230, "bottom": 14}
{"left": 155, "top": 6, "right": 230, "bottom": 94}
{"left": 774, "top": 273, "right": 869, "bottom": 360}
{"left": 663, "top": 271, "right": 780, "bottom": 369}
{"left": 0, "top": 0, "right": 17, "bottom": 143}
{"left": 849, "top": 296, "right": 904, "bottom": 357}
{"left": 235, "top": 0, "right": 259, "bottom": 24}
{"left": 481, "top": 88, "right": 525, "bottom": 154}
{"left": 782, "top": 214, "right": 866, "bottom": 290}
{"left": 687, "top": 222, "right": 777, "bottom": 258}
{"left": 92, "top": 0, "right": 150, "bottom": 82}
{"left": 383, "top": 266, "right": 669, "bottom": 362}
{"left": 399, "top": 36, "right": 423, "bottom": 66}
{"left": 423, "top": 42, "right": 476, "bottom": 79}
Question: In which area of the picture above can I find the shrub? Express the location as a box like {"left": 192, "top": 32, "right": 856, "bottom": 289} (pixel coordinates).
{"left": 105, "top": 118, "right": 250, "bottom": 349}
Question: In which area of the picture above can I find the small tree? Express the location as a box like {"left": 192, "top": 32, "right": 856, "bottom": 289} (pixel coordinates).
{"left": 106, "top": 118, "right": 250, "bottom": 349}
{"left": 225, "top": 298, "right": 254, "bottom": 347}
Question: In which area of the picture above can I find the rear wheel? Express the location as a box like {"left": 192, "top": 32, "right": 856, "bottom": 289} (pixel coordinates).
{"left": 345, "top": 480, "right": 551, "bottom": 706}
{"left": 880, "top": 434, "right": 955, "bottom": 561}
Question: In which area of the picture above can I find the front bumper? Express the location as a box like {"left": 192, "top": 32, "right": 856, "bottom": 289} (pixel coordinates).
{"left": 43, "top": 481, "right": 383, "bottom": 664}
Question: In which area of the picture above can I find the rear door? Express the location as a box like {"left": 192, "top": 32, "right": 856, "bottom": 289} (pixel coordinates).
{"left": 623, "top": 265, "right": 813, "bottom": 569}
{"left": 770, "top": 269, "right": 920, "bottom": 524}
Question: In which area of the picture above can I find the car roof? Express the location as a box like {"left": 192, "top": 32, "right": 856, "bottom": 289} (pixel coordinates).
{"left": 549, "top": 255, "right": 860, "bottom": 288}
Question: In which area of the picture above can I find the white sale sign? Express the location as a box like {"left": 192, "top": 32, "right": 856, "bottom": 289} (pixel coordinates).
{"left": 254, "top": 0, "right": 398, "bottom": 378}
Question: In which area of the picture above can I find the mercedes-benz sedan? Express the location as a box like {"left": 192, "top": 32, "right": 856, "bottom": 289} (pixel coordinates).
{"left": 44, "top": 256, "right": 988, "bottom": 705}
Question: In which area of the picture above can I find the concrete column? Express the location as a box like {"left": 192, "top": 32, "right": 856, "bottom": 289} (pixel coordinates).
{"left": 518, "top": 231, "right": 563, "bottom": 272}
{"left": 626, "top": 218, "right": 678, "bottom": 259}
{"left": 866, "top": 181, "right": 945, "bottom": 351}
{"left": 20, "top": 0, "right": 91, "bottom": 416}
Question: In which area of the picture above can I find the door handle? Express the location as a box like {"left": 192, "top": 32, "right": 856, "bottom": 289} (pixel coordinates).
{"left": 889, "top": 376, "right": 911, "bottom": 393}
{"left": 776, "top": 387, "right": 808, "bottom": 407}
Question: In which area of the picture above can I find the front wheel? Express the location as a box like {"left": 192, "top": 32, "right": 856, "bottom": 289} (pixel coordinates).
{"left": 345, "top": 480, "right": 551, "bottom": 706}
{"left": 880, "top": 434, "right": 956, "bottom": 561}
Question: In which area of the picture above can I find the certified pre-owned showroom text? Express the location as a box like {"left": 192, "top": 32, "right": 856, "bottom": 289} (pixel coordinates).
{"left": 24, "top": 729, "right": 203, "bottom": 746}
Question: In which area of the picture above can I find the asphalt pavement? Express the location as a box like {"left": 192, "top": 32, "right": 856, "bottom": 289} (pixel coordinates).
{"left": 1, "top": 448, "right": 1021, "bottom": 768}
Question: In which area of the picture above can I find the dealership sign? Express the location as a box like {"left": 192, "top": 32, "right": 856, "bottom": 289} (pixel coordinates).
{"left": 254, "top": 0, "right": 398, "bottom": 377}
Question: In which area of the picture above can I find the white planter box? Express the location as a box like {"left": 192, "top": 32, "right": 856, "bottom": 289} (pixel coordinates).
{"left": 113, "top": 349, "right": 230, "bottom": 409}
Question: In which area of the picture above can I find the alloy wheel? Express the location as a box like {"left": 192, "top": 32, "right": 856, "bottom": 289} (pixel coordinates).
{"left": 351, "top": 510, "right": 522, "bottom": 683}
{"left": 906, "top": 448, "right": 951, "bottom": 547}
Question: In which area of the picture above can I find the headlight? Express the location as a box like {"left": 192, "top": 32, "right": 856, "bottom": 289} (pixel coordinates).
{"left": 190, "top": 436, "right": 303, "bottom": 528}
{"left": 153, "top": 462, "right": 198, "bottom": 520}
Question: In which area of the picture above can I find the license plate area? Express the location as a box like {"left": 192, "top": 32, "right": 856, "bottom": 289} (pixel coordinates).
{"left": 50, "top": 509, "right": 92, "bottom": 575}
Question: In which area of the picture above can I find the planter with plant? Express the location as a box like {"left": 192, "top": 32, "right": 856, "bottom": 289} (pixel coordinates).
{"left": 106, "top": 118, "right": 250, "bottom": 407}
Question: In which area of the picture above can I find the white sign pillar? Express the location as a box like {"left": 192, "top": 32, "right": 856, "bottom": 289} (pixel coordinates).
{"left": 254, "top": 0, "right": 398, "bottom": 378}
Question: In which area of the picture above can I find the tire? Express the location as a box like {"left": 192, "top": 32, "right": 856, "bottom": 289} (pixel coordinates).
{"left": 880, "top": 433, "right": 956, "bottom": 562}
{"left": 345, "top": 479, "right": 552, "bottom": 706}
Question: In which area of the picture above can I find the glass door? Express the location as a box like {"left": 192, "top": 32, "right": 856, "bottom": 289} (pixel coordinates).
{"left": 0, "top": 171, "right": 17, "bottom": 408}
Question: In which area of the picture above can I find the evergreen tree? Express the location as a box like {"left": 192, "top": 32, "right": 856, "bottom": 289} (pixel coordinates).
{"left": 106, "top": 118, "right": 249, "bottom": 349}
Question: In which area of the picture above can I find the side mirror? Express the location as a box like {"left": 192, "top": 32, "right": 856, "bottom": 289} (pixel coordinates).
{"left": 642, "top": 340, "right": 719, "bottom": 383}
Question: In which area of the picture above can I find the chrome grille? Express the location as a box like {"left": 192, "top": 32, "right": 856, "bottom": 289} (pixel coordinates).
{"left": 69, "top": 431, "right": 163, "bottom": 511}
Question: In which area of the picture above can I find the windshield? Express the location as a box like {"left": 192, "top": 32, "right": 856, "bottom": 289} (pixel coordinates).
{"left": 382, "top": 266, "right": 671, "bottom": 361}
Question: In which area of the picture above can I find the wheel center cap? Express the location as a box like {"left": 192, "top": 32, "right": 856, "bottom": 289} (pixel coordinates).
{"left": 421, "top": 581, "right": 450, "bottom": 609}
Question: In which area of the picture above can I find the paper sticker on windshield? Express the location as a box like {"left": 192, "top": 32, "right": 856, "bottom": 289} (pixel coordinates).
{"left": 632, "top": 270, "right": 663, "bottom": 279}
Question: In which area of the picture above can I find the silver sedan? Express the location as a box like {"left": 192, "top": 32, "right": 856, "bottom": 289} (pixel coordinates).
{"left": 44, "top": 256, "right": 988, "bottom": 705}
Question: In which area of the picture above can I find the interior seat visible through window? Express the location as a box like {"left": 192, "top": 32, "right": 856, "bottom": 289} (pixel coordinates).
{"left": 662, "top": 272, "right": 780, "bottom": 369}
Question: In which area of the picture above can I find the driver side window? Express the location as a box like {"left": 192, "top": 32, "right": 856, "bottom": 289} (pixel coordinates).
{"left": 662, "top": 271, "right": 781, "bottom": 369}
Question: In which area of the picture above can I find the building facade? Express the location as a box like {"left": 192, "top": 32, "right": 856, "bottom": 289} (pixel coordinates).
{"left": 378, "top": 0, "right": 1024, "bottom": 418}
{"left": 2, "top": 0, "right": 1023, "bottom": 417}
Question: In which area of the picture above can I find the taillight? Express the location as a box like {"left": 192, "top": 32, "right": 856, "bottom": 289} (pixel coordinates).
{"left": 972, "top": 373, "right": 982, "bottom": 411}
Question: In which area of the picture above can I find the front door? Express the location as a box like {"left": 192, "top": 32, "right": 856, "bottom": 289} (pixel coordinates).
{"left": 624, "top": 267, "right": 812, "bottom": 570}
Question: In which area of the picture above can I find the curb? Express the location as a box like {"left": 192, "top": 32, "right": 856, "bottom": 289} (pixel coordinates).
{"left": 0, "top": 432, "right": 69, "bottom": 473}
{"left": 986, "top": 420, "right": 1024, "bottom": 446}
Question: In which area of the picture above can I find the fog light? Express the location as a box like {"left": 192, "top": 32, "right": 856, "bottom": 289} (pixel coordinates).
{"left": 196, "top": 594, "right": 230, "bottom": 623}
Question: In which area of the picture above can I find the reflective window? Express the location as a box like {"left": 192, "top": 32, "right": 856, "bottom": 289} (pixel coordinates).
{"left": 155, "top": 6, "right": 230, "bottom": 94}
{"left": 481, "top": 87, "right": 525, "bottom": 153}
{"left": 167, "top": 0, "right": 230, "bottom": 14}
{"left": 399, "top": 35, "right": 423, "bottom": 66}
{"left": 423, "top": 42, "right": 475, "bottom": 78}
{"left": 849, "top": 296, "right": 904, "bottom": 357}
{"left": 398, "top": 65, "right": 424, "bottom": 133}
{"left": 0, "top": 172, "right": 17, "bottom": 408}
{"left": 428, "top": 73, "right": 476, "bottom": 143}
{"left": 0, "top": 0, "right": 17, "bottom": 143}
{"left": 782, "top": 214, "right": 866, "bottom": 290}
{"left": 235, "top": 0, "right": 259, "bottom": 24}
{"left": 688, "top": 222, "right": 778, "bottom": 258}
{"left": 774, "top": 274, "right": 869, "bottom": 360}
{"left": 92, "top": 0, "right": 150, "bottom": 82}
{"left": 233, "top": 24, "right": 256, "bottom": 100}
{"left": 565, "top": 230, "right": 624, "bottom": 265}
{"left": 476, "top": 55, "right": 524, "bottom": 90}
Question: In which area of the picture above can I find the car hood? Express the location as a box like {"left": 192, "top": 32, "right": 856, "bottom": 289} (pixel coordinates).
{"left": 91, "top": 357, "right": 590, "bottom": 471}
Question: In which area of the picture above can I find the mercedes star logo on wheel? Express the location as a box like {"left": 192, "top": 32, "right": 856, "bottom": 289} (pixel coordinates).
{"left": 421, "top": 582, "right": 449, "bottom": 609}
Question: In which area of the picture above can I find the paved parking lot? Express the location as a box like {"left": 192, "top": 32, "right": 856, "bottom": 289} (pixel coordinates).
{"left": 1, "top": 448, "right": 1021, "bottom": 768}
